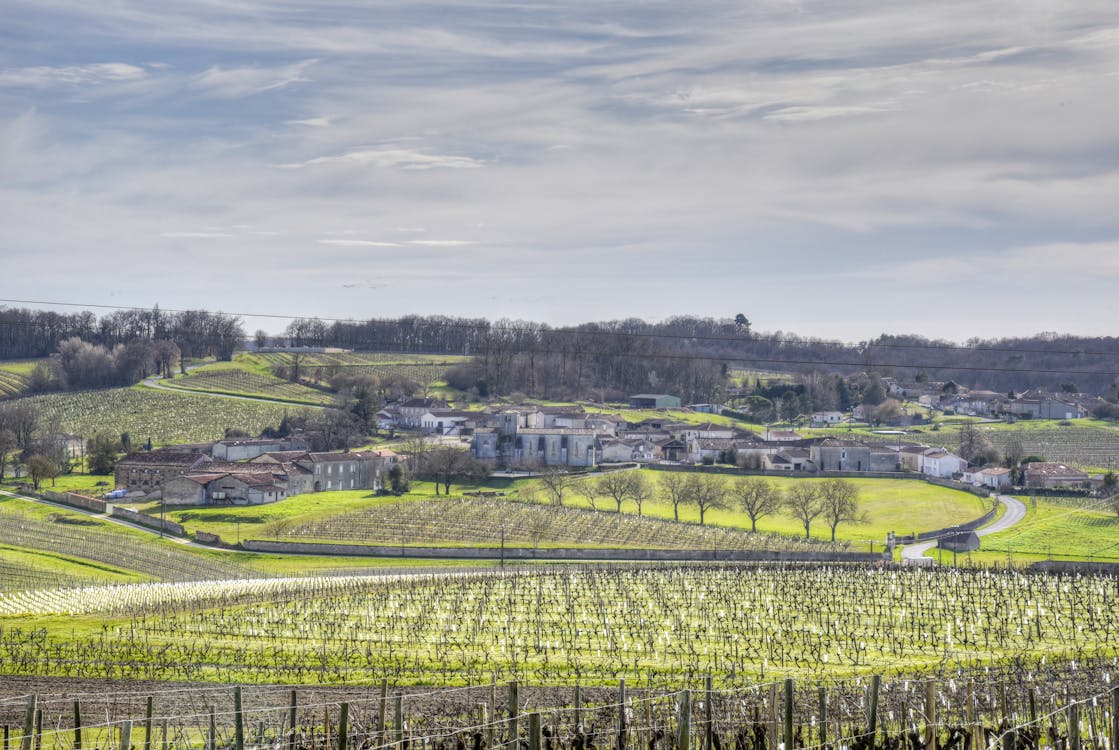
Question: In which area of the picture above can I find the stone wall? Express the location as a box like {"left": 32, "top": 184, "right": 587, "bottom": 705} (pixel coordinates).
{"left": 43, "top": 490, "right": 107, "bottom": 514}
{"left": 107, "top": 505, "right": 186, "bottom": 536}
{"left": 241, "top": 539, "right": 881, "bottom": 563}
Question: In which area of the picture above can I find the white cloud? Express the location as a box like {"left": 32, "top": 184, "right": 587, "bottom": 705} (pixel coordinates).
{"left": 318, "top": 239, "right": 400, "bottom": 247}
{"left": 278, "top": 148, "right": 484, "bottom": 171}
{"left": 287, "top": 116, "right": 331, "bottom": 128}
{"left": 407, "top": 240, "right": 477, "bottom": 247}
{"left": 159, "top": 231, "right": 234, "bottom": 239}
{"left": 192, "top": 60, "right": 315, "bottom": 98}
{"left": 0, "top": 63, "right": 147, "bottom": 87}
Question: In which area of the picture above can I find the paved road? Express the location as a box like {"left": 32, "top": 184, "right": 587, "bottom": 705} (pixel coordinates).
{"left": 900, "top": 494, "right": 1027, "bottom": 563}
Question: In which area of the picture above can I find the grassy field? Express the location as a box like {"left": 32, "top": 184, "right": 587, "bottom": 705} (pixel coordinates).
{"left": 966, "top": 496, "right": 1119, "bottom": 566}
{"left": 19, "top": 386, "right": 313, "bottom": 445}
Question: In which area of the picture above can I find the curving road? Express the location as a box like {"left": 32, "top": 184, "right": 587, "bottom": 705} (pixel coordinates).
{"left": 900, "top": 494, "right": 1027, "bottom": 563}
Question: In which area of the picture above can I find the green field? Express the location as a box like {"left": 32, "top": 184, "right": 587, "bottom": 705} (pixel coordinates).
{"left": 967, "top": 496, "right": 1119, "bottom": 565}
{"left": 18, "top": 386, "right": 312, "bottom": 445}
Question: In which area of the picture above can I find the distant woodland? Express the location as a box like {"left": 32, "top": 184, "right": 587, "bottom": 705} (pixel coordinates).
{"left": 3, "top": 307, "right": 1118, "bottom": 404}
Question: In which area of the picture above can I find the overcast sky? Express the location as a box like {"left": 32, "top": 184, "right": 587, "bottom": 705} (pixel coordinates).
{"left": 2, "top": 1, "right": 1118, "bottom": 341}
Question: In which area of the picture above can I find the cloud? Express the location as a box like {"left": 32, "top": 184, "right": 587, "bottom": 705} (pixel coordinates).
{"left": 192, "top": 60, "right": 315, "bottom": 98}
{"left": 287, "top": 117, "right": 331, "bottom": 127}
{"left": 0, "top": 63, "right": 147, "bottom": 87}
{"left": 278, "top": 148, "right": 484, "bottom": 170}
{"left": 159, "top": 231, "right": 234, "bottom": 239}
{"left": 407, "top": 240, "right": 477, "bottom": 247}
{"left": 319, "top": 239, "right": 400, "bottom": 247}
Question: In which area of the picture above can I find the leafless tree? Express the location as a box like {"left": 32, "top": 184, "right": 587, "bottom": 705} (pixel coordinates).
{"left": 818, "top": 478, "right": 864, "bottom": 542}
{"left": 597, "top": 470, "right": 636, "bottom": 513}
{"left": 785, "top": 483, "right": 824, "bottom": 540}
{"left": 629, "top": 472, "right": 653, "bottom": 517}
{"left": 538, "top": 464, "right": 576, "bottom": 507}
{"left": 732, "top": 477, "right": 783, "bottom": 532}
{"left": 659, "top": 471, "right": 691, "bottom": 521}
{"left": 691, "top": 473, "right": 728, "bottom": 526}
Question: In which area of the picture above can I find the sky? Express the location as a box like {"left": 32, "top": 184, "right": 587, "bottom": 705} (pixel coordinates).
{"left": 2, "top": 1, "right": 1118, "bottom": 342}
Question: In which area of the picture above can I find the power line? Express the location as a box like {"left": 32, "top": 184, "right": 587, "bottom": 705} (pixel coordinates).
{"left": 2, "top": 297, "right": 1118, "bottom": 358}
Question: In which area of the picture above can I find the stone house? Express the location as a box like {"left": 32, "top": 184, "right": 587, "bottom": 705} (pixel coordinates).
{"left": 1023, "top": 462, "right": 1090, "bottom": 488}
{"left": 811, "top": 439, "right": 871, "bottom": 472}
{"left": 163, "top": 470, "right": 290, "bottom": 505}
{"left": 115, "top": 450, "right": 211, "bottom": 493}
{"left": 211, "top": 437, "right": 308, "bottom": 461}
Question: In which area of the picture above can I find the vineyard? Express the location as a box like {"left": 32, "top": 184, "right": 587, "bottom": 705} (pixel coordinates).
{"left": 286, "top": 496, "right": 835, "bottom": 552}
{"left": 0, "top": 503, "right": 259, "bottom": 582}
{"left": 1, "top": 566, "right": 1118, "bottom": 686}
{"left": 20, "top": 387, "right": 306, "bottom": 445}
{"left": 1, "top": 664, "right": 1117, "bottom": 750}
{"left": 0, "top": 367, "right": 30, "bottom": 398}
{"left": 917, "top": 424, "right": 1119, "bottom": 472}
{"left": 161, "top": 369, "right": 336, "bottom": 406}
{"left": 251, "top": 352, "right": 468, "bottom": 387}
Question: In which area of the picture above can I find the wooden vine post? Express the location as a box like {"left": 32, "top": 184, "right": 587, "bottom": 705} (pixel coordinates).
{"left": 867, "top": 675, "right": 881, "bottom": 745}
{"left": 818, "top": 687, "right": 828, "bottom": 750}
{"left": 783, "top": 679, "right": 794, "bottom": 750}
{"left": 507, "top": 681, "right": 519, "bottom": 750}
{"left": 289, "top": 690, "right": 298, "bottom": 750}
{"left": 677, "top": 690, "right": 691, "bottom": 750}
{"left": 19, "top": 695, "right": 35, "bottom": 750}
{"left": 337, "top": 703, "right": 349, "bottom": 750}
{"left": 618, "top": 678, "right": 627, "bottom": 750}
{"left": 234, "top": 687, "right": 244, "bottom": 750}
{"left": 120, "top": 721, "right": 132, "bottom": 750}
{"left": 73, "top": 700, "right": 82, "bottom": 750}
{"left": 924, "top": 680, "right": 937, "bottom": 750}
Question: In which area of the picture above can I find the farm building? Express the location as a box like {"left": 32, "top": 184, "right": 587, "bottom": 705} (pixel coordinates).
{"left": 938, "top": 532, "right": 981, "bottom": 552}
{"left": 628, "top": 394, "right": 682, "bottom": 409}
{"left": 211, "top": 437, "right": 308, "bottom": 461}
{"left": 115, "top": 449, "right": 211, "bottom": 493}
{"left": 1023, "top": 462, "right": 1090, "bottom": 488}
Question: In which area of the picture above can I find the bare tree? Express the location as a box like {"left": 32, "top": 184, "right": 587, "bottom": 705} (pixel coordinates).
{"left": 0, "top": 428, "right": 16, "bottom": 481}
{"left": 659, "top": 472, "right": 691, "bottom": 521}
{"left": 597, "top": 470, "right": 636, "bottom": 513}
{"left": 785, "top": 483, "right": 824, "bottom": 540}
{"left": 418, "top": 445, "right": 481, "bottom": 495}
{"left": 818, "top": 478, "right": 863, "bottom": 542}
{"left": 691, "top": 473, "right": 728, "bottom": 526}
{"left": 732, "top": 477, "right": 783, "bottom": 532}
{"left": 538, "top": 465, "right": 576, "bottom": 507}
{"left": 575, "top": 479, "right": 601, "bottom": 512}
{"left": 27, "top": 454, "right": 59, "bottom": 490}
{"left": 629, "top": 472, "right": 653, "bottom": 517}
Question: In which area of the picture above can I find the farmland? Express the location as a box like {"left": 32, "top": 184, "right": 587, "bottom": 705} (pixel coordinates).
{"left": 0, "top": 494, "right": 260, "bottom": 582}
{"left": 249, "top": 351, "right": 469, "bottom": 387}
{"left": 0, "top": 364, "right": 31, "bottom": 397}
{"left": 0, "top": 565, "right": 1117, "bottom": 686}
{"left": 966, "top": 496, "right": 1119, "bottom": 565}
{"left": 18, "top": 386, "right": 307, "bottom": 445}
{"left": 160, "top": 363, "right": 336, "bottom": 405}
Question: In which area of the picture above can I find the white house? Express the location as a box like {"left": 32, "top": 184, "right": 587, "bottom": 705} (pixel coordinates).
{"left": 920, "top": 449, "right": 967, "bottom": 479}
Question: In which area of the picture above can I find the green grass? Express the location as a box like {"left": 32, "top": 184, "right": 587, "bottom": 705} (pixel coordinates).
{"left": 967, "top": 496, "right": 1119, "bottom": 566}
{"left": 19, "top": 386, "right": 314, "bottom": 445}
{"left": 237, "top": 554, "right": 501, "bottom": 576}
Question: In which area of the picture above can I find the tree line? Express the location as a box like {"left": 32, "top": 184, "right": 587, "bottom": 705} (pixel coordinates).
{"left": 0, "top": 306, "right": 243, "bottom": 361}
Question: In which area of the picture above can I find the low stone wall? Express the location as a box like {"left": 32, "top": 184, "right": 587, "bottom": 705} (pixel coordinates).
{"left": 42, "top": 490, "right": 107, "bottom": 514}
{"left": 926, "top": 477, "right": 992, "bottom": 497}
{"left": 895, "top": 504, "right": 999, "bottom": 545}
{"left": 108, "top": 505, "right": 186, "bottom": 536}
{"left": 193, "top": 530, "right": 224, "bottom": 545}
{"left": 646, "top": 464, "right": 914, "bottom": 480}
{"left": 241, "top": 539, "right": 881, "bottom": 563}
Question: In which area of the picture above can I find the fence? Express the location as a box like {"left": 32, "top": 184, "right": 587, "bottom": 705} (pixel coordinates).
{"left": 1, "top": 672, "right": 1116, "bottom": 750}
